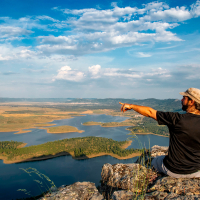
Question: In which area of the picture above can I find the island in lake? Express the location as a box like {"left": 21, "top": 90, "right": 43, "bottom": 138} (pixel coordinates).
{"left": 0, "top": 137, "right": 142, "bottom": 164}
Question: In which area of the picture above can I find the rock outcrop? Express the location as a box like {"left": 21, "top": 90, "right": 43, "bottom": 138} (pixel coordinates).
{"left": 100, "top": 163, "right": 158, "bottom": 199}
{"left": 100, "top": 145, "right": 200, "bottom": 200}
{"left": 38, "top": 182, "right": 104, "bottom": 200}
{"left": 37, "top": 145, "right": 200, "bottom": 200}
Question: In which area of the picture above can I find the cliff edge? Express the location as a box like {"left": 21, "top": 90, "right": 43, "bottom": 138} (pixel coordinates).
{"left": 38, "top": 145, "right": 200, "bottom": 200}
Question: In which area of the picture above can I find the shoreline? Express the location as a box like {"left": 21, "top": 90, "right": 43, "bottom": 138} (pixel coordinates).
{"left": 3, "top": 122, "right": 84, "bottom": 135}
{"left": 126, "top": 130, "right": 169, "bottom": 138}
{"left": 0, "top": 151, "right": 141, "bottom": 164}
{"left": 37, "top": 126, "right": 85, "bottom": 134}
{"left": 83, "top": 121, "right": 134, "bottom": 128}
{"left": 0, "top": 140, "right": 141, "bottom": 164}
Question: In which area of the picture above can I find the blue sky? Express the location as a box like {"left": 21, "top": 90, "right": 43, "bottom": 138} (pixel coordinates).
{"left": 0, "top": 0, "right": 200, "bottom": 99}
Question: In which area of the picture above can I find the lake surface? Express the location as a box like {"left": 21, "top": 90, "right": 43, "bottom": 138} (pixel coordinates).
{"left": 0, "top": 114, "right": 169, "bottom": 200}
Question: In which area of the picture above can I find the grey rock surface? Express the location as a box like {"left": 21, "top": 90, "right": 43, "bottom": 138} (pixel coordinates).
{"left": 101, "top": 163, "right": 157, "bottom": 192}
{"left": 150, "top": 145, "right": 168, "bottom": 158}
{"left": 102, "top": 145, "right": 200, "bottom": 200}
{"left": 38, "top": 182, "right": 104, "bottom": 200}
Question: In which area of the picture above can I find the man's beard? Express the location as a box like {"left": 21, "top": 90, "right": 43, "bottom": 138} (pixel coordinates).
{"left": 182, "top": 104, "right": 188, "bottom": 111}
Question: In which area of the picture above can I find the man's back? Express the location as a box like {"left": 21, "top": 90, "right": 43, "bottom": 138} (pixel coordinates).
{"left": 157, "top": 111, "right": 200, "bottom": 174}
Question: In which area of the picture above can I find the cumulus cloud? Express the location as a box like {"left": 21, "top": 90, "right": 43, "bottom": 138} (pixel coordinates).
{"left": 88, "top": 65, "right": 101, "bottom": 78}
{"left": 191, "top": 0, "right": 200, "bottom": 17}
{"left": 0, "top": 44, "right": 39, "bottom": 60}
{"left": 142, "top": 6, "right": 191, "bottom": 22}
{"left": 53, "top": 66, "right": 84, "bottom": 81}
{"left": 0, "top": 25, "right": 33, "bottom": 39}
{"left": 35, "top": 1, "right": 200, "bottom": 56}
{"left": 0, "top": 1, "right": 200, "bottom": 58}
{"left": 52, "top": 63, "right": 200, "bottom": 87}
{"left": 0, "top": 15, "right": 61, "bottom": 42}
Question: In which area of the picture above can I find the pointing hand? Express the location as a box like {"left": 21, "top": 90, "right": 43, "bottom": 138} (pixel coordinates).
{"left": 119, "top": 102, "right": 132, "bottom": 112}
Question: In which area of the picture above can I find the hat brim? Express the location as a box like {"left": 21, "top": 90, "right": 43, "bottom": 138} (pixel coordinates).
{"left": 180, "top": 92, "right": 187, "bottom": 96}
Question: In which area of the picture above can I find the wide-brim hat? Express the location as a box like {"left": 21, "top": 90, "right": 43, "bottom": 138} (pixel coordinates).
{"left": 180, "top": 88, "right": 200, "bottom": 104}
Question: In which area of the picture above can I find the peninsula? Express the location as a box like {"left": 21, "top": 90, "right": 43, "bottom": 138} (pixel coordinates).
{"left": 0, "top": 137, "right": 142, "bottom": 164}
{"left": 82, "top": 119, "right": 134, "bottom": 127}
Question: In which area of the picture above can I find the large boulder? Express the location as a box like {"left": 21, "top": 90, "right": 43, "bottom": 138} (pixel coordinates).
{"left": 100, "top": 163, "right": 157, "bottom": 199}
{"left": 101, "top": 163, "right": 157, "bottom": 192}
{"left": 100, "top": 145, "right": 200, "bottom": 200}
{"left": 38, "top": 182, "right": 104, "bottom": 200}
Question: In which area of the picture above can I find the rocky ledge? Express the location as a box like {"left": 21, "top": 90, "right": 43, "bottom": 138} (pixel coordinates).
{"left": 38, "top": 182, "right": 104, "bottom": 200}
{"left": 38, "top": 145, "right": 200, "bottom": 200}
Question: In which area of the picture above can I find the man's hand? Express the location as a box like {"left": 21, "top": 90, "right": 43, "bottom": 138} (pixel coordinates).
{"left": 119, "top": 102, "right": 132, "bottom": 112}
{"left": 119, "top": 102, "right": 157, "bottom": 120}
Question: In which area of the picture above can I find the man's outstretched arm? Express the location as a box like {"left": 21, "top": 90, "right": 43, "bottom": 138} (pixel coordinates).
{"left": 119, "top": 102, "right": 157, "bottom": 121}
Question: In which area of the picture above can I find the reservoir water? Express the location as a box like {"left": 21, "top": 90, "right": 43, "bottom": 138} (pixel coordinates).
{"left": 0, "top": 114, "right": 169, "bottom": 200}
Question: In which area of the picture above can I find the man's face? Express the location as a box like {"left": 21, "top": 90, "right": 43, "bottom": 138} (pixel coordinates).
{"left": 181, "top": 96, "right": 190, "bottom": 111}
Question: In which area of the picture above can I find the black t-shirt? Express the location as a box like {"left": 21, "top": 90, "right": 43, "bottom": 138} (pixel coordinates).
{"left": 157, "top": 111, "right": 200, "bottom": 174}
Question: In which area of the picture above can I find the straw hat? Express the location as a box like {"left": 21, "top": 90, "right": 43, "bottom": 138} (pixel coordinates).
{"left": 180, "top": 88, "right": 200, "bottom": 104}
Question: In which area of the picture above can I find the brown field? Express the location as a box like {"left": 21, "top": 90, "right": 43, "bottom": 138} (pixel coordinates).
{"left": 83, "top": 118, "right": 134, "bottom": 127}
{"left": 47, "top": 125, "right": 84, "bottom": 133}
{"left": 0, "top": 104, "right": 86, "bottom": 134}
{"left": 0, "top": 103, "right": 138, "bottom": 134}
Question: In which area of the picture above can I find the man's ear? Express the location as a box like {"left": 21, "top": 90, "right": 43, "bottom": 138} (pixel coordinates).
{"left": 189, "top": 99, "right": 195, "bottom": 106}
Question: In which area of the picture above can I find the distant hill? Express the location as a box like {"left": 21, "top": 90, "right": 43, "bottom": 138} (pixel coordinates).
{"left": 0, "top": 98, "right": 182, "bottom": 112}
{"left": 0, "top": 98, "right": 76, "bottom": 103}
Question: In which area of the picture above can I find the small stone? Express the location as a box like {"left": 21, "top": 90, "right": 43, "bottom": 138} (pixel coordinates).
{"left": 50, "top": 186, "right": 57, "bottom": 192}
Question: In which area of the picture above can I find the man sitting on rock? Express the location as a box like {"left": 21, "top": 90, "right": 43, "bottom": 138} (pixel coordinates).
{"left": 119, "top": 88, "right": 200, "bottom": 178}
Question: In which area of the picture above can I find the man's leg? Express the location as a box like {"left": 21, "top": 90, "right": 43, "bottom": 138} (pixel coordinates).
{"left": 166, "top": 169, "right": 200, "bottom": 178}
{"left": 151, "top": 155, "right": 167, "bottom": 174}
{"left": 152, "top": 155, "right": 200, "bottom": 178}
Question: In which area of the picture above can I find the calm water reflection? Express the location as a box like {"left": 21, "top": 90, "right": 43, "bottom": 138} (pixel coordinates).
{"left": 0, "top": 114, "right": 169, "bottom": 200}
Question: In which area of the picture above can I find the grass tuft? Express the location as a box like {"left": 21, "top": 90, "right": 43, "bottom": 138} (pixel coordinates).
{"left": 17, "top": 167, "right": 56, "bottom": 199}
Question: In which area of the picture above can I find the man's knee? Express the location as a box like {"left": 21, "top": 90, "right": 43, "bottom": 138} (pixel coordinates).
{"left": 151, "top": 155, "right": 165, "bottom": 173}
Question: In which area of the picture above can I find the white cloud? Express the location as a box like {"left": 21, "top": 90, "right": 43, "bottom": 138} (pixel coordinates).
{"left": 53, "top": 66, "right": 84, "bottom": 81}
{"left": 103, "top": 68, "right": 143, "bottom": 78}
{"left": 142, "top": 7, "right": 191, "bottom": 22}
{"left": 191, "top": 0, "right": 200, "bottom": 17}
{"left": 0, "top": 25, "right": 32, "bottom": 39}
{"left": 0, "top": 54, "right": 12, "bottom": 61}
{"left": 143, "top": 2, "right": 169, "bottom": 11}
{"left": 0, "top": 1, "right": 200, "bottom": 59}
{"left": 36, "top": 1, "right": 199, "bottom": 56}
{"left": 137, "top": 52, "right": 152, "bottom": 57}
{"left": 88, "top": 65, "right": 101, "bottom": 78}
{"left": 147, "top": 67, "right": 171, "bottom": 78}
{"left": 0, "top": 44, "right": 39, "bottom": 61}
{"left": 36, "top": 15, "right": 59, "bottom": 22}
